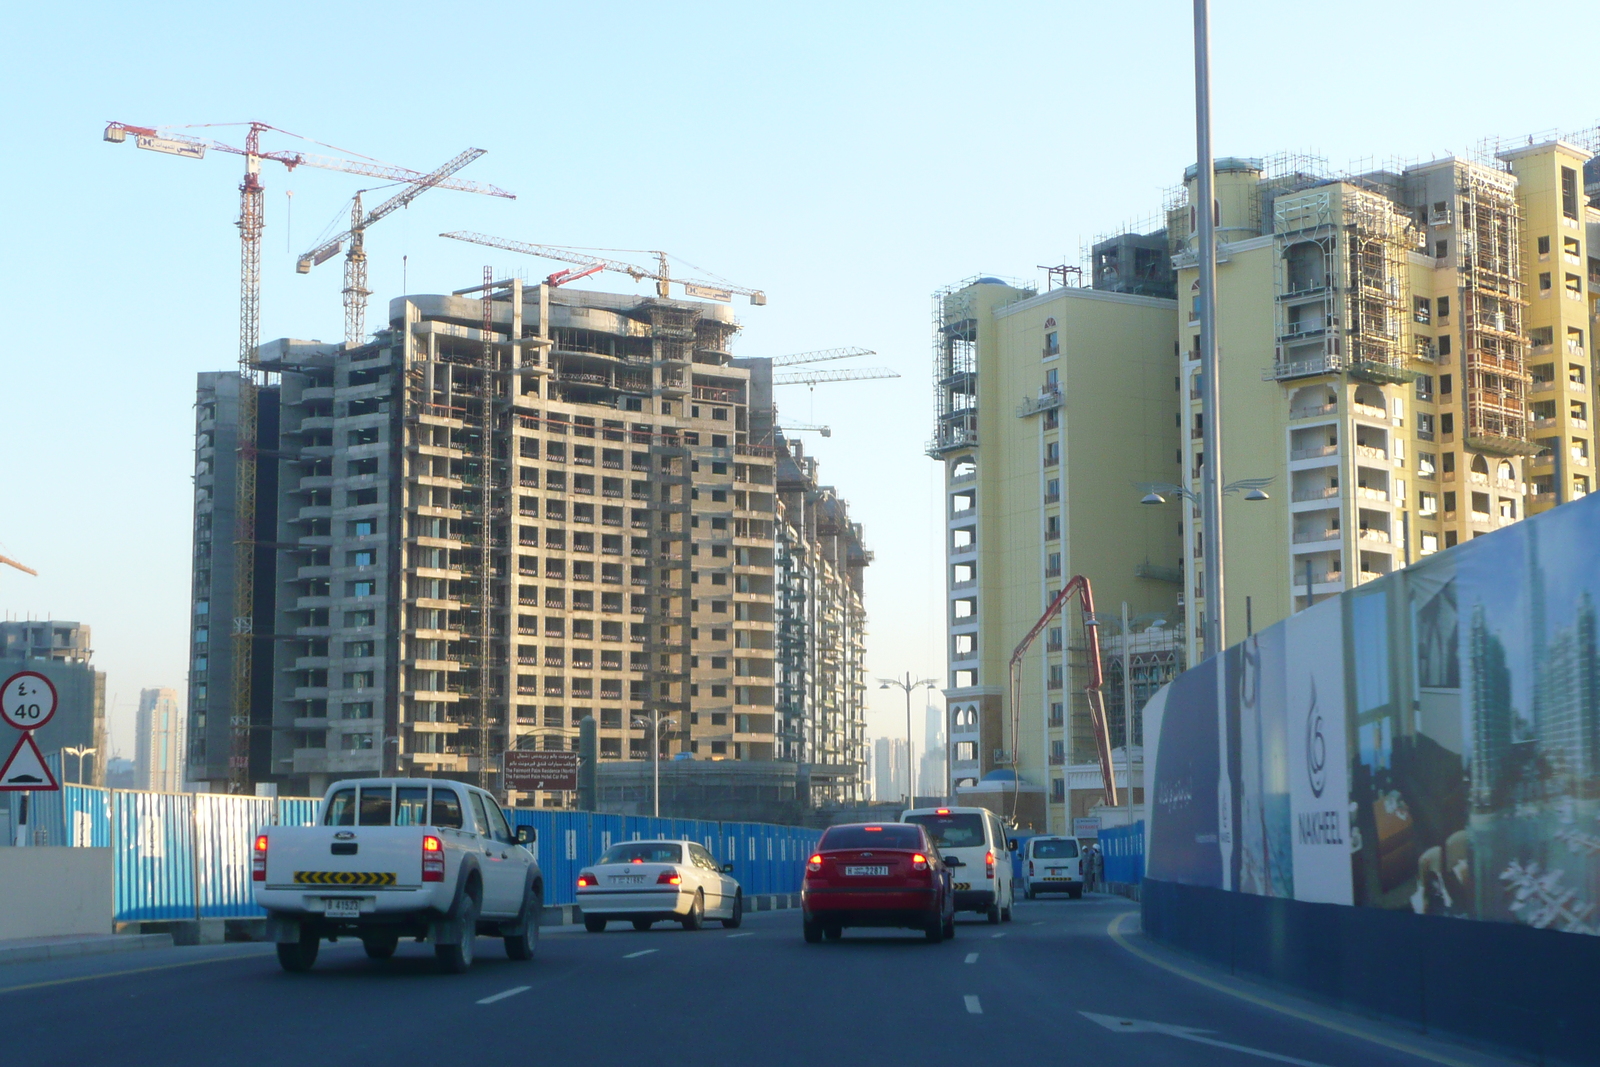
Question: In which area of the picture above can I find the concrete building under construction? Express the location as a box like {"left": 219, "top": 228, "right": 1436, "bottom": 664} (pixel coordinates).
{"left": 186, "top": 281, "right": 869, "bottom": 812}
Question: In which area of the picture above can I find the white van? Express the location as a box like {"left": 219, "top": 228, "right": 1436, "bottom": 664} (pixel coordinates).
{"left": 1022, "top": 835, "right": 1083, "bottom": 899}
{"left": 901, "top": 806, "right": 1015, "bottom": 923}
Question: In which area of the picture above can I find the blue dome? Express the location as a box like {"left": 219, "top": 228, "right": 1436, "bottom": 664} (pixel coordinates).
{"left": 981, "top": 769, "right": 1020, "bottom": 782}
{"left": 976, "top": 277, "right": 1006, "bottom": 285}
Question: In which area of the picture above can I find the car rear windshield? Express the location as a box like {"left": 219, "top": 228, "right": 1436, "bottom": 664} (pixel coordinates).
{"left": 600, "top": 843, "right": 682, "bottom": 864}
{"left": 905, "top": 813, "right": 985, "bottom": 849}
{"left": 1032, "top": 838, "right": 1079, "bottom": 858}
{"left": 819, "top": 825, "right": 923, "bottom": 850}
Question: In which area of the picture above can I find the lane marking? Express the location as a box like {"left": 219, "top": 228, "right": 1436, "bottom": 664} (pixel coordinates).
{"left": 964, "top": 952, "right": 979, "bottom": 964}
{"left": 1082, "top": 1011, "right": 1333, "bottom": 1066}
{"left": 964, "top": 995, "right": 983, "bottom": 1014}
{"left": 990, "top": 931, "right": 1007, "bottom": 939}
{"left": 623, "top": 949, "right": 658, "bottom": 959}
{"left": 477, "top": 985, "right": 530, "bottom": 1005}
{"left": 1031, "top": 920, "right": 1045, "bottom": 926}
{"left": 0, "top": 950, "right": 276, "bottom": 996}
{"left": 1106, "top": 911, "right": 1484, "bottom": 1067}
{"left": 726, "top": 932, "right": 753, "bottom": 939}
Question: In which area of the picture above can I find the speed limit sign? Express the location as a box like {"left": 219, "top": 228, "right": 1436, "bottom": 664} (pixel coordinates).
{"left": 1, "top": 671, "right": 58, "bottom": 731}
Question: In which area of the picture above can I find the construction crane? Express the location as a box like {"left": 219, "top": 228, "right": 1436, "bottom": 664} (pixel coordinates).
{"left": 297, "top": 148, "right": 499, "bottom": 347}
{"left": 1007, "top": 575, "right": 1118, "bottom": 823}
{"left": 778, "top": 422, "right": 832, "bottom": 437}
{"left": 105, "top": 120, "right": 513, "bottom": 796}
{"left": 770, "top": 347, "right": 874, "bottom": 368}
{"left": 0, "top": 554, "right": 37, "bottom": 577}
{"left": 772, "top": 367, "right": 901, "bottom": 386}
{"left": 440, "top": 231, "right": 767, "bottom": 305}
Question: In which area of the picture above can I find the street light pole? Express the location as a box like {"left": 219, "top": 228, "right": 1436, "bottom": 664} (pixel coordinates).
{"left": 878, "top": 673, "right": 937, "bottom": 808}
{"left": 63, "top": 745, "right": 96, "bottom": 787}
{"left": 1194, "top": 0, "right": 1225, "bottom": 662}
{"left": 631, "top": 711, "right": 676, "bottom": 818}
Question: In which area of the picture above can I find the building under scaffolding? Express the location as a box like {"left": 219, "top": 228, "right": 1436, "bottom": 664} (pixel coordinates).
{"left": 186, "top": 282, "right": 871, "bottom": 812}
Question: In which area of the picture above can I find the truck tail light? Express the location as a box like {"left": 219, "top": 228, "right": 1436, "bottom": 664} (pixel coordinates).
{"left": 252, "top": 835, "right": 268, "bottom": 882}
{"left": 422, "top": 834, "right": 445, "bottom": 882}
{"left": 1028, "top": 861, "right": 1035, "bottom": 877}
{"left": 657, "top": 870, "right": 683, "bottom": 885}
{"left": 985, "top": 850, "right": 996, "bottom": 880}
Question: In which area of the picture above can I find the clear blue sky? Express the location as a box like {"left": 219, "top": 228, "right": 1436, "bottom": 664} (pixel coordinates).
{"left": 4, "top": 0, "right": 1595, "bottom": 760}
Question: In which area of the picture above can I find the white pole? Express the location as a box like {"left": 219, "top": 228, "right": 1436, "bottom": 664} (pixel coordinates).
{"left": 653, "top": 711, "right": 661, "bottom": 818}
{"left": 1194, "top": 0, "right": 1226, "bottom": 661}
{"left": 1122, "top": 604, "right": 1134, "bottom": 810}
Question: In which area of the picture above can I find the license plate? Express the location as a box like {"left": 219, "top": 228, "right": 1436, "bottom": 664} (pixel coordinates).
{"left": 323, "top": 897, "right": 361, "bottom": 918}
{"left": 613, "top": 874, "right": 645, "bottom": 884}
{"left": 1049, "top": 868, "right": 1064, "bottom": 875}
{"left": 845, "top": 865, "right": 889, "bottom": 876}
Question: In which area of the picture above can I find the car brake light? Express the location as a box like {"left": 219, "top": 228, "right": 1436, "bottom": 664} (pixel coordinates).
{"left": 936, "top": 808, "right": 950, "bottom": 815}
{"left": 807, "top": 854, "right": 823, "bottom": 872}
{"left": 657, "top": 870, "right": 682, "bottom": 885}
{"left": 864, "top": 826, "right": 882, "bottom": 832}
{"left": 422, "top": 834, "right": 445, "bottom": 883}
{"left": 985, "top": 850, "right": 996, "bottom": 880}
{"left": 1029, "top": 861, "right": 1035, "bottom": 876}
{"left": 911, "top": 853, "right": 929, "bottom": 871}
{"left": 577, "top": 872, "right": 597, "bottom": 888}
{"left": 252, "top": 835, "right": 268, "bottom": 882}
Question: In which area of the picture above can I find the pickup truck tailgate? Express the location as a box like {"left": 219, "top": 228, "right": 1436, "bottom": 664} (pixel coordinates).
{"left": 264, "top": 827, "right": 426, "bottom": 888}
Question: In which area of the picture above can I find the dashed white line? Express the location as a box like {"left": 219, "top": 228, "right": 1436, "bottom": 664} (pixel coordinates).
{"left": 1031, "top": 920, "right": 1045, "bottom": 926}
{"left": 964, "top": 952, "right": 979, "bottom": 964}
{"left": 477, "top": 986, "right": 530, "bottom": 1005}
{"left": 991, "top": 932, "right": 1007, "bottom": 939}
{"left": 726, "top": 932, "right": 753, "bottom": 938}
{"left": 964, "top": 995, "right": 983, "bottom": 1014}
{"left": 623, "top": 949, "right": 658, "bottom": 959}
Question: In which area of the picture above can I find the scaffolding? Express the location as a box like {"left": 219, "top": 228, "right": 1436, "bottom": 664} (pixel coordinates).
{"left": 1456, "top": 164, "right": 1531, "bottom": 453}
{"left": 927, "top": 283, "right": 980, "bottom": 458}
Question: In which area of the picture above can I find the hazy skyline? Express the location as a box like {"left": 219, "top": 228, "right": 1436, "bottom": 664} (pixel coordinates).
{"left": 5, "top": 0, "right": 1597, "bottom": 761}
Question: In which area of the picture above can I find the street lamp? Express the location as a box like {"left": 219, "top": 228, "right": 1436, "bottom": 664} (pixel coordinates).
{"left": 631, "top": 710, "right": 677, "bottom": 818}
{"left": 877, "top": 674, "right": 938, "bottom": 807}
{"left": 62, "top": 745, "right": 97, "bottom": 787}
{"left": 1139, "top": 478, "right": 1271, "bottom": 656}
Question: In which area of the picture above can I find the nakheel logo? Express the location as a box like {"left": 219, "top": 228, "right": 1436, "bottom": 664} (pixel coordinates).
{"left": 1305, "top": 677, "right": 1327, "bottom": 799}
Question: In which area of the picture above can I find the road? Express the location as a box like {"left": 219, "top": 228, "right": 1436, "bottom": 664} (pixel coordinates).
{"left": 0, "top": 894, "right": 1514, "bottom": 1067}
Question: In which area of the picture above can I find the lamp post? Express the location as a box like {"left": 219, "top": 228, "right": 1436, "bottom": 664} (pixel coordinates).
{"left": 62, "top": 745, "right": 97, "bottom": 787}
{"left": 1193, "top": 0, "right": 1225, "bottom": 663}
{"left": 631, "top": 711, "right": 677, "bottom": 818}
{"left": 878, "top": 674, "right": 937, "bottom": 808}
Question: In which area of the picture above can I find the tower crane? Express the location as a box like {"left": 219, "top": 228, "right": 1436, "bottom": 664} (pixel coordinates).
{"left": 105, "top": 120, "right": 513, "bottom": 795}
{"left": 440, "top": 231, "right": 767, "bottom": 305}
{"left": 770, "top": 347, "right": 875, "bottom": 368}
{"left": 0, "top": 554, "right": 37, "bottom": 577}
{"left": 297, "top": 148, "right": 499, "bottom": 347}
{"left": 778, "top": 422, "right": 832, "bottom": 437}
{"left": 772, "top": 367, "right": 901, "bottom": 386}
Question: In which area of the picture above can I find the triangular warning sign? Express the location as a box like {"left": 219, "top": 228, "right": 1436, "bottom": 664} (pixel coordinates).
{"left": 0, "top": 732, "right": 59, "bottom": 791}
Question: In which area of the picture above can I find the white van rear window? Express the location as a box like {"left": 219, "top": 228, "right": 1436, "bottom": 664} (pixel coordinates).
{"left": 905, "top": 813, "right": 985, "bottom": 849}
{"left": 1033, "top": 838, "right": 1079, "bottom": 858}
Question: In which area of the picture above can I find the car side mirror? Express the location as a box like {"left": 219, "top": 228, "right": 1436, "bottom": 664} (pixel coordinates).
{"left": 516, "top": 826, "right": 536, "bottom": 845}
{"left": 1007, "top": 839, "right": 1019, "bottom": 852}
{"left": 722, "top": 863, "right": 734, "bottom": 873}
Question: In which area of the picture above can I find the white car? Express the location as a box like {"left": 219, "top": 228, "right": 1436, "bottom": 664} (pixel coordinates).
{"left": 901, "top": 807, "right": 1016, "bottom": 923}
{"left": 577, "top": 839, "right": 743, "bottom": 932}
{"left": 1023, "top": 835, "right": 1083, "bottom": 899}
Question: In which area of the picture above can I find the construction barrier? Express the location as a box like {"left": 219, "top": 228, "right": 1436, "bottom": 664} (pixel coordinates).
{"left": 17, "top": 785, "right": 818, "bottom": 920}
{"left": 1099, "top": 821, "right": 1144, "bottom": 887}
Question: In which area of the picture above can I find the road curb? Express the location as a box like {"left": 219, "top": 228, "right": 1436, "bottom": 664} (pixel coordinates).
{"left": 0, "top": 932, "right": 174, "bottom": 965}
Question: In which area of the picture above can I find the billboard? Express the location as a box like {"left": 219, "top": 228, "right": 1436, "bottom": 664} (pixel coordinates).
{"left": 1147, "top": 492, "right": 1600, "bottom": 935}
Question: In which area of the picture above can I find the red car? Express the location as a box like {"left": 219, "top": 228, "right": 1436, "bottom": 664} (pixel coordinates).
{"left": 801, "top": 822, "right": 955, "bottom": 943}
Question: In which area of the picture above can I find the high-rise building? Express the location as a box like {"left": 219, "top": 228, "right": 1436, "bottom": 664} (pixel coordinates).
{"left": 187, "top": 282, "right": 869, "bottom": 810}
{"left": 873, "top": 735, "right": 908, "bottom": 803}
{"left": 0, "top": 621, "right": 105, "bottom": 798}
{"left": 919, "top": 701, "right": 946, "bottom": 798}
{"left": 135, "top": 687, "right": 183, "bottom": 792}
{"left": 929, "top": 277, "right": 1182, "bottom": 830}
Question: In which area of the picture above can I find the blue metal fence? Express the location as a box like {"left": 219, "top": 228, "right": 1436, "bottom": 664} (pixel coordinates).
{"left": 17, "top": 784, "right": 819, "bottom": 920}
{"left": 1100, "top": 821, "right": 1144, "bottom": 886}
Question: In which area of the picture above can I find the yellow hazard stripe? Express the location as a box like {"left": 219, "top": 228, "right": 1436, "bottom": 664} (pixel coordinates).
{"left": 293, "top": 871, "right": 397, "bottom": 886}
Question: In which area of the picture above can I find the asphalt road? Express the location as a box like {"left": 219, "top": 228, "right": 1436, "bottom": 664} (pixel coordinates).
{"left": 0, "top": 894, "right": 1517, "bottom": 1067}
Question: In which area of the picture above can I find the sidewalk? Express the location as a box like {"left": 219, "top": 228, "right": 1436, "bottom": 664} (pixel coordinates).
{"left": 0, "top": 932, "right": 174, "bottom": 966}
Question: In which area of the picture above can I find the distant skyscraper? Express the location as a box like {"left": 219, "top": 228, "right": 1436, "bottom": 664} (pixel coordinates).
{"left": 136, "top": 687, "right": 183, "bottom": 792}
{"left": 874, "top": 737, "right": 908, "bottom": 803}
{"left": 920, "top": 703, "right": 946, "bottom": 797}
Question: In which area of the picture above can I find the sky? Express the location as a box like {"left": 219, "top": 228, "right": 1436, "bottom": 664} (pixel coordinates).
{"left": 3, "top": 0, "right": 1596, "bottom": 763}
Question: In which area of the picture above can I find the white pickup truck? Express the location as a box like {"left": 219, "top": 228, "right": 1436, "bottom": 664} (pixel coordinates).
{"left": 253, "top": 777, "right": 543, "bottom": 974}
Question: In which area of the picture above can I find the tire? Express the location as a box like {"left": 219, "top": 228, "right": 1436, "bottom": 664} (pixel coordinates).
{"left": 362, "top": 934, "right": 398, "bottom": 960}
{"left": 986, "top": 901, "right": 1001, "bottom": 924}
{"left": 1026, "top": 885, "right": 1036, "bottom": 900}
{"left": 584, "top": 915, "right": 608, "bottom": 933}
{"left": 823, "top": 923, "right": 843, "bottom": 941}
{"left": 721, "top": 892, "right": 743, "bottom": 929}
{"left": 680, "top": 891, "right": 704, "bottom": 931}
{"left": 1068, "top": 886, "right": 1083, "bottom": 900}
{"left": 504, "top": 890, "right": 540, "bottom": 961}
{"left": 633, "top": 918, "right": 654, "bottom": 932}
{"left": 1002, "top": 898, "right": 1013, "bottom": 922}
{"left": 943, "top": 912, "right": 956, "bottom": 940}
{"left": 435, "top": 889, "right": 479, "bottom": 974}
{"left": 276, "top": 931, "right": 319, "bottom": 973}
{"left": 803, "top": 916, "right": 823, "bottom": 944}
